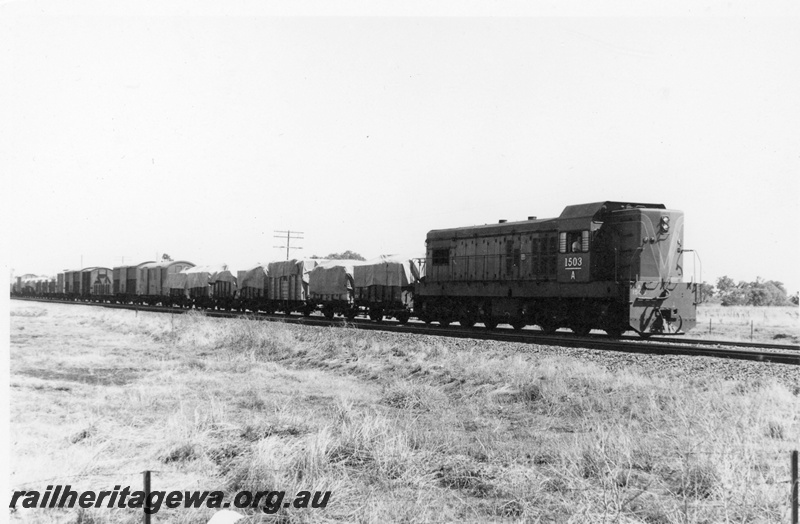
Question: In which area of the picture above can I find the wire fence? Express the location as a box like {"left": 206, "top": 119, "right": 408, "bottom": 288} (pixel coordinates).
{"left": 9, "top": 449, "right": 799, "bottom": 523}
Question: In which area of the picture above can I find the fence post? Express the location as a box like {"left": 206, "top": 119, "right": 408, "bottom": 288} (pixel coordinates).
{"left": 792, "top": 450, "right": 798, "bottom": 524}
{"left": 143, "top": 470, "right": 151, "bottom": 524}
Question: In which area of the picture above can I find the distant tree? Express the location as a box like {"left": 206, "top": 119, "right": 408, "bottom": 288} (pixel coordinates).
{"left": 699, "top": 281, "right": 715, "bottom": 302}
{"left": 716, "top": 276, "right": 735, "bottom": 294}
{"left": 746, "top": 286, "right": 771, "bottom": 306}
{"left": 717, "top": 275, "right": 790, "bottom": 306}
{"left": 790, "top": 293, "right": 799, "bottom": 306}
{"left": 745, "top": 278, "right": 788, "bottom": 306}
{"left": 717, "top": 276, "right": 746, "bottom": 306}
{"left": 317, "top": 251, "right": 366, "bottom": 261}
{"left": 161, "top": 253, "right": 173, "bottom": 262}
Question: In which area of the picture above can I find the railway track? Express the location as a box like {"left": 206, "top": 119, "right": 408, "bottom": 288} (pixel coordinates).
{"left": 11, "top": 297, "right": 800, "bottom": 365}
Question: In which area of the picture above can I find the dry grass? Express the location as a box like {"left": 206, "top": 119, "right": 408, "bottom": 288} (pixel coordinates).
{"left": 9, "top": 306, "right": 48, "bottom": 317}
{"left": 694, "top": 305, "right": 799, "bottom": 343}
{"left": 9, "top": 302, "right": 800, "bottom": 523}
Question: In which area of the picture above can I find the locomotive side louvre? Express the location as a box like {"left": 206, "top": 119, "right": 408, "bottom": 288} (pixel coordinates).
{"left": 421, "top": 217, "right": 560, "bottom": 294}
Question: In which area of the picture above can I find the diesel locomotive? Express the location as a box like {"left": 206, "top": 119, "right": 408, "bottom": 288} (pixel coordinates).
{"left": 11, "top": 200, "right": 698, "bottom": 337}
{"left": 415, "top": 201, "right": 698, "bottom": 337}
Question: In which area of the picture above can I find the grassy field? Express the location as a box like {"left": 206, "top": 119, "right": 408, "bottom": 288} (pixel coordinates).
{"left": 9, "top": 302, "right": 800, "bottom": 523}
{"left": 694, "top": 305, "right": 799, "bottom": 343}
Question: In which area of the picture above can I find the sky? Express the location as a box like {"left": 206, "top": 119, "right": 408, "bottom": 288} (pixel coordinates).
{"left": 2, "top": 2, "right": 799, "bottom": 293}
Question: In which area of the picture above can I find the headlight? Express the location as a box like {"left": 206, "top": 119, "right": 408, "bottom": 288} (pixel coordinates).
{"left": 660, "top": 216, "right": 670, "bottom": 233}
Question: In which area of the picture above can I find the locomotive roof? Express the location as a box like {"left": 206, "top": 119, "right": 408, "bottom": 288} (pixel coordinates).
{"left": 426, "top": 201, "right": 667, "bottom": 239}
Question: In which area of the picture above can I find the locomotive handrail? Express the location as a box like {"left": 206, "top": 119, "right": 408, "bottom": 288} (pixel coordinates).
{"left": 681, "top": 249, "right": 702, "bottom": 303}
{"left": 628, "top": 246, "right": 643, "bottom": 284}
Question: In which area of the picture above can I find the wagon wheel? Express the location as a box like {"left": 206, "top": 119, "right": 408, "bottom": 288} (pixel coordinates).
{"left": 604, "top": 327, "right": 624, "bottom": 338}
{"left": 571, "top": 324, "right": 592, "bottom": 337}
{"left": 302, "top": 307, "right": 312, "bottom": 317}
{"left": 397, "top": 311, "right": 411, "bottom": 325}
{"left": 483, "top": 318, "right": 498, "bottom": 330}
{"left": 636, "top": 331, "right": 652, "bottom": 339}
{"left": 323, "top": 308, "right": 335, "bottom": 320}
{"left": 438, "top": 317, "right": 452, "bottom": 328}
{"left": 345, "top": 308, "right": 358, "bottom": 321}
{"left": 538, "top": 321, "right": 558, "bottom": 335}
{"left": 459, "top": 314, "right": 476, "bottom": 328}
{"left": 369, "top": 309, "right": 383, "bottom": 322}
{"left": 510, "top": 320, "right": 526, "bottom": 331}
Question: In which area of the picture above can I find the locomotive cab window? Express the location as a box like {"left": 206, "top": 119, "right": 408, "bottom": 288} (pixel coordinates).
{"left": 559, "top": 231, "right": 590, "bottom": 253}
{"left": 432, "top": 248, "right": 449, "bottom": 266}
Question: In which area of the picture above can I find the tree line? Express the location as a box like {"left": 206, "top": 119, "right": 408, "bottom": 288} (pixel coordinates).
{"left": 699, "top": 277, "right": 798, "bottom": 306}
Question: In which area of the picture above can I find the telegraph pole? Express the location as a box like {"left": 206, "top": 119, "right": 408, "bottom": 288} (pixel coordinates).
{"left": 274, "top": 230, "right": 304, "bottom": 260}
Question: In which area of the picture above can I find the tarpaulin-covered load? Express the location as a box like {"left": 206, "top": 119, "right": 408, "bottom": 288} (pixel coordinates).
{"left": 15, "top": 274, "right": 37, "bottom": 294}
{"left": 164, "top": 271, "right": 189, "bottom": 297}
{"left": 267, "top": 259, "right": 320, "bottom": 302}
{"left": 354, "top": 255, "right": 422, "bottom": 305}
{"left": 32, "top": 276, "right": 50, "bottom": 294}
{"left": 308, "top": 260, "right": 363, "bottom": 301}
{"left": 39, "top": 277, "right": 55, "bottom": 294}
{"left": 238, "top": 263, "right": 268, "bottom": 298}
{"left": 184, "top": 264, "right": 237, "bottom": 297}
{"left": 138, "top": 260, "right": 194, "bottom": 296}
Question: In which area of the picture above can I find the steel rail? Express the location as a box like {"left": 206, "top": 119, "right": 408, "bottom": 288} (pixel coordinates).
{"left": 11, "top": 297, "right": 800, "bottom": 365}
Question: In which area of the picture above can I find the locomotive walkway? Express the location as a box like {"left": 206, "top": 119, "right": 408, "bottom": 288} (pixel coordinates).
{"left": 11, "top": 297, "right": 800, "bottom": 366}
